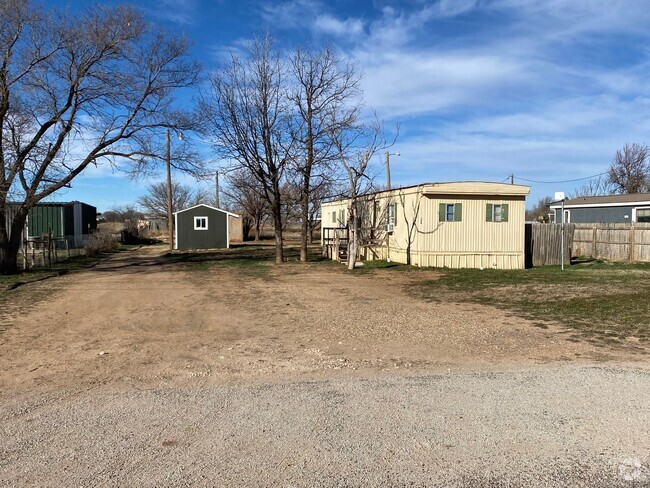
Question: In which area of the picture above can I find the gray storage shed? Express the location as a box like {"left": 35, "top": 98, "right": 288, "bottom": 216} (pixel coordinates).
{"left": 174, "top": 204, "right": 240, "bottom": 251}
{"left": 550, "top": 193, "right": 650, "bottom": 224}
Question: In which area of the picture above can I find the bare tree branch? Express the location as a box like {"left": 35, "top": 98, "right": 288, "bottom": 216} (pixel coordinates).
{"left": 0, "top": 1, "right": 201, "bottom": 274}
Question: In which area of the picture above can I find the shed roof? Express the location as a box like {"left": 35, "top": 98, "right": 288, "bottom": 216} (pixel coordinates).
{"left": 174, "top": 204, "right": 241, "bottom": 218}
{"left": 550, "top": 193, "right": 650, "bottom": 208}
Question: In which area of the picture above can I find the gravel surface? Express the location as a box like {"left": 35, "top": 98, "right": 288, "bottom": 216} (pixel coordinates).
{"left": 2, "top": 365, "right": 649, "bottom": 487}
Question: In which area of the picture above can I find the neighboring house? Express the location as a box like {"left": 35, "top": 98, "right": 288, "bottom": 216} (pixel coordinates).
{"left": 174, "top": 204, "right": 241, "bottom": 251}
{"left": 321, "top": 181, "right": 530, "bottom": 269}
{"left": 6, "top": 201, "right": 97, "bottom": 247}
{"left": 550, "top": 193, "right": 650, "bottom": 224}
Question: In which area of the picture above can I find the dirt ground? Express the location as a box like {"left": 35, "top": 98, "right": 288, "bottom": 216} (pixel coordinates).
{"left": 0, "top": 245, "right": 643, "bottom": 400}
{"left": 2, "top": 245, "right": 650, "bottom": 486}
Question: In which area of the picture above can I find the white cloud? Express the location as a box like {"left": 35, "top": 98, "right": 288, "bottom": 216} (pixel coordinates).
{"left": 154, "top": 0, "right": 199, "bottom": 24}
{"left": 435, "top": 0, "right": 479, "bottom": 18}
{"left": 313, "top": 15, "right": 365, "bottom": 38}
{"left": 359, "top": 51, "right": 529, "bottom": 118}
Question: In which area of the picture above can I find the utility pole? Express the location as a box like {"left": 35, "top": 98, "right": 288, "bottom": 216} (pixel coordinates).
{"left": 166, "top": 129, "right": 173, "bottom": 251}
{"left": 510, "top": 174, "right": 514, "bottom": 185}
{"left": 385, "top": 151, "right": 391, "bottom": 189}
{"left": 385, "top": 152, "right": 400, "bottom": 190}
{"left": 215, "top": 171, "right": 220, "bottom": 208}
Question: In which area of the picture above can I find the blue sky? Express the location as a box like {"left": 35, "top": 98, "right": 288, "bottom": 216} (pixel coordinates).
{"left": 50, "top": 0, "right": 650, "bottom": 211}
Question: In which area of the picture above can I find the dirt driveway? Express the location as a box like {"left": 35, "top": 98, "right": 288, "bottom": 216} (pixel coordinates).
{"left": 0, "top": 245, "right": 631, "bottom": 398}
{"left": 1, "top": 246, "right": 649, "bottom": 486}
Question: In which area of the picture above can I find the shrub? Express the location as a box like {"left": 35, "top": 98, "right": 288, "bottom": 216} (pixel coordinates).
{"left": 86, "top": 231, "right": 118, "bottom": 256}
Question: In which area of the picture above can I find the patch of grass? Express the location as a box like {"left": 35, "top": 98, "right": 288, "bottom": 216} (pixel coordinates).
{"left": 415, "top": 262, "right": 650, "bottom": 346}
{"left": 0, "top": 252, "right": 110, "bottom": 292}
{"left": 158, "top": 244, "right": 322, "bottom": 278}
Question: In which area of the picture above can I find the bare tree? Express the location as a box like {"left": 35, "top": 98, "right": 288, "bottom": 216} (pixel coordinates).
{"left": 0, "top": 1, "right": 200, "bottom": 274}
{"left": 571, "top": 176, "right": 614, "bottom": 198}
{"left": 289, "top": 47, "right": 360, "bottom": 262}
{"left": 201, "top": 34, "right": 293, "bottom": 263}
{"left": 221, "top": 169, "right": 270, "bottom": 241}
{"left": 525, "top": 196, "right": 553, "bottom": 222}
{"left": 330, "top": 114, "right": 398, "bottom": 270}
{"left": 307, "top": 180, "right": 337, "bottom": 243}
{"left": 137, "top": 181, "right": 210, "bottom": 218}
{"left": 398, "top": 188, "right": 423, "bottom": 265}
{"left": 280, "top": 182, "right": 302, "bottom": 230}
{"left": 608, "top": 143, "right": 650, "bottom": 194}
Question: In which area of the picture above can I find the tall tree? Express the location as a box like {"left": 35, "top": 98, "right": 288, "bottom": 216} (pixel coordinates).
{"left": 201, "top": 34, "right": 292, "bottom": 264}
{"left": 289, "top": 47, "right": 359, "bottom": 262}
{"left": 137, "top": 181, "right": 210, "bottom": 218}
{"left": 608, "top": 143, "right": 650, "bottom": 194}
{"left": 0, "top": 1, "right": 200, "bottom": 274}
{"left": 221, "top": 169, "right": 270, "bottom": 241}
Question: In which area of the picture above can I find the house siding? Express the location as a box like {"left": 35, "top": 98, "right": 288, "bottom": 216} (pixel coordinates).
{"left": 322, "top": 185, "right": 527, "bottom": 269}
{"left": 176, "top": 206, "right": 228, "bottom": 250}
{"left": 556, "top": 206, "right": 636, "bottom": 224}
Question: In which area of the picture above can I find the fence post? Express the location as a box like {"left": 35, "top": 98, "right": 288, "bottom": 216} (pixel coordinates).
{"left": 630, "top": 225, "right": 635, "bottom": 263}
{"left": 592, "top": 227, "right": 597, "bottom": 259}
{"left": 22, "top": 239, "right": 28, "bottom": 270}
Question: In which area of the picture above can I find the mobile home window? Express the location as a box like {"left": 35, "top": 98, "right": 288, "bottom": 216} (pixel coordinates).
{"left": 194, "top": 216, "right": 208, "bottom": 230}
{"left": 332, "top": 211, "right": 336, "bottom": 224}
{"left": 446, "top": 204, "right": 455, "bottom": 222}
{"left": 486, "top": 203, "right": 509, "bottom": 222}
{"left": 388, "top": 203, "right": 397, "bottom": 225}
{"left": 438, "top": 203, "right": 462, "bottom": 222}
{"left": 338, "top": 209, "right": 346, "bottom": 225}
{"left": 493, "top": 205, "right": 503, "bottom": 222}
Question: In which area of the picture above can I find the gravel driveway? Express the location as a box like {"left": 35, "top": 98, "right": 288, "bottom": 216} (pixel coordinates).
{"left": 2, "top": 365, "right": 649, "bottom": 487}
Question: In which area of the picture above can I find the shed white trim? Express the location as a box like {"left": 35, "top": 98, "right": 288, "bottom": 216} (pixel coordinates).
{"left": 173, "top": 203, "right": 241, "bottom": 218}
{"left": 174, "top": 212, "right": 178, "bottom": 250}
{"left": 550, "top": 200, "right": 650, "bottom": 209}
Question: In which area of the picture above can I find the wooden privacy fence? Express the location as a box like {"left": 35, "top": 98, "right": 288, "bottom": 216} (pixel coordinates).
{"left": 572, "top": 223, "right": 650, "bottom": 263}
{"left": 525, "top": 223, "right": 574, "bottom": 268}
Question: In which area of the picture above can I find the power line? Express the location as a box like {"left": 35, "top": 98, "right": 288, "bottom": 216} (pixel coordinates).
{"left": 512, "top": 171, "right": 608, "bottom": 184}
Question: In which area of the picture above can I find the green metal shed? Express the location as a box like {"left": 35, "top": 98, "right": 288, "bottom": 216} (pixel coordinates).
{"left": 174, "top": 204, "right": 240, "bottom": 251}
{"left": 27, "top": 201, "right": 97, "bottom": 246}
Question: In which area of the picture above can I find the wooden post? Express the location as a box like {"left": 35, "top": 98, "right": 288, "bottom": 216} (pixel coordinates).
{"left": 592, "top": 227, "right": 597, "bottom": 259}
{"left": 65, "top": 239, "right": 70, "bottom": 259}
{"left": 630, "top": 225, "right": 635, "bottom": 263}
{"left": 22, "top": 239, "right": 28, "bottom": 270}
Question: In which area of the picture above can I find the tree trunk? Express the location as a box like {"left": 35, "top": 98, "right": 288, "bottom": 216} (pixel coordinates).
{"left": 273, "top": 212, "right": 284, "bottom": 263}
{"left": 0, "top": 212, "right": 27, "bottom": 275}
{"left": 299, "top": 191, "right": 309, "bottom": 262}
{"left": 254, "top": 217, "right": 262, "bottom": 241}
{"left": 347, "top": 200, "right": 358, "bottom": 270}
{"left": 271, "top": 187, "right": 284, "bottom": 264}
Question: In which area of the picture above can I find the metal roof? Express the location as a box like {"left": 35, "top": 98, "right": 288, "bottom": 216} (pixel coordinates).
{"left": 551, "top": 193, "right": 650, "bottom": 208}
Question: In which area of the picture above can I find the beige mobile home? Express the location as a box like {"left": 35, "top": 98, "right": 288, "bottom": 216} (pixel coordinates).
{"left": 321, "top": 182, "right": 530, "bottom": 269}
